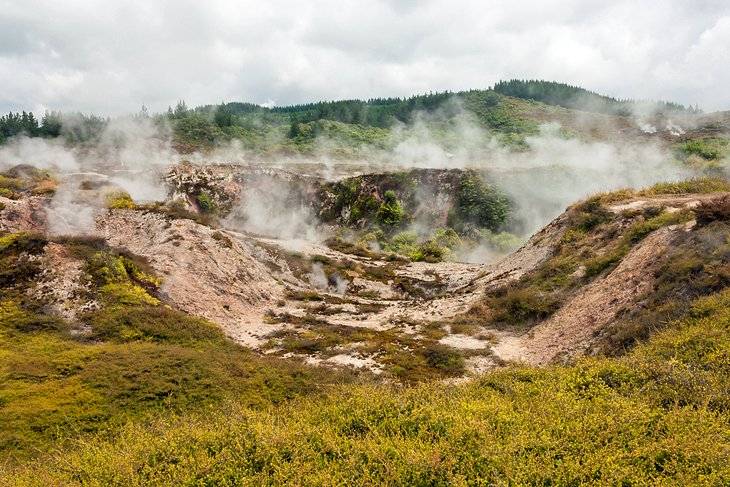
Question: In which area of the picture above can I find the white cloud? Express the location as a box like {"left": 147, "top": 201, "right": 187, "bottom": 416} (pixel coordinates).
{"left": 0, "top": 0, "right": 729, "bottom": 115}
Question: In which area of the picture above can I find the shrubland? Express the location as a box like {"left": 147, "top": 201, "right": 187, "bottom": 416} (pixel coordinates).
{"left": 0, "top": 233, "right": 356, "bottom": 463}
{"left": 3, "top": 283, "right": 730, "bottom": 484}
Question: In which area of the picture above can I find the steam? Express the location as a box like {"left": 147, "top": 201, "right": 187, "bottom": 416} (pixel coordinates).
{"left": 666, "top": 120, "right": 686, "bottom": 136}
{"left": 638, "top": 122, "right": 657, "bottom": 134}
{"left": 0, "top": 100, "right": 722, "bottom": 266}
{"left": 225, "top": 178, "right": 323, "bottom": 241}
{"left": 0, "top": 115, "right": 175, "bottom": 235}
{"left": 496, "top": 126, "right": 693, "bottom": 235}
{"left": 46, "top": 181, "right": 97, "bottom": 235}
{"left": 309, "top": 262, "right": 348, "bottom": 295}
{"left": 0, "top": 137, "right": 79, "bottom": 171}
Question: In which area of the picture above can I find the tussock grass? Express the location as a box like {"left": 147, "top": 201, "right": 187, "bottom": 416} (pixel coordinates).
{"left": 0, "top": 232, "right": 357, "bottom": 462}
{"left": 5, "top": 288, "right": 730, "bottom": 484}
{"left": 640, "top": 177, "right": 730, "bottom": 196}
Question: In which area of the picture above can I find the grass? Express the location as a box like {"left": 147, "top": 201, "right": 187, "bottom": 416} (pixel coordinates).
{"left": 4, "top": 285, "right": 730, "bottom": 484}
{"left": 0, "top": 232, "right": 358, "bottom": 462}
{"left": 456, "top": 193, "right": 702, "bottom": 334}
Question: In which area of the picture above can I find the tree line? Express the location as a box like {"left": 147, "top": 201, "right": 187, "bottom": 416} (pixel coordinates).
{"left": 0, "top": 80, "right": 702, "bottom": 148}
{"left": 493, "top": 79, "right": 698, "bottom": 116}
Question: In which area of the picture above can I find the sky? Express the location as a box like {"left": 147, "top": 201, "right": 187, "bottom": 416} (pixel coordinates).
{"left": 2, "top": 0, "right": 730, "bottom": 116}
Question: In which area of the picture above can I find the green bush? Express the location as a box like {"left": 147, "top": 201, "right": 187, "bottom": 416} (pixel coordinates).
{"left": 434, "top": 228, "right": 461, "bottom": 249}
{"left": 104, "top": 191, "right": 135, "bottom": 209}
{"left": 487, "top": 287, "right": 561, "bottom": 329}
{"left": 195, "top": 191, "right": 217, "bottom": 213}
{"left": 85, "top": 306, "right": 226, "bottom": 344}
{"left": 448, "top": 171, "right": 511, "bottom": 232}
{"left": 641, "top": 177, "right": 730, "bottom": 195}
{"left": 478, "top": 229, "right": 521, "bottom": 252}
{"left": 411, "top": 240, "right": 447, "bottom": 263}
{"left": 376, "top": 194, "right": 404, "bottom": 227}
{"left": 674, "top": 137, "right": 729, "bottom": 161}
{"left": 387, "top": 231, "right": 418, "bottom": 254}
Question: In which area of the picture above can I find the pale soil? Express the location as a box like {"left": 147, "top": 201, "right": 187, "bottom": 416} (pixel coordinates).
{"left": 28, "top": 242, "right": 98, "bottom": 325}
{"left": 494, "top": 227, "right": 676, "bottom": 365}
{"left": 94, "top": 210, "right": 287, "bottom": 346}
{"left": 2, "top": 191, "right": 726, "bottom": 375}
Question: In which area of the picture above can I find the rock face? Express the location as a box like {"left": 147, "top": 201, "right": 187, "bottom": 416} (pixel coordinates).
{"left": 164, "top": 164, "right": 494, "bottom": 232}
{"left": 94, "top": 209, "right": 286, "bottom": 344}
{"left": 497, "top": 227, "right": 675, "bottom": 365}
{"left": 4, "top": 163, "right": 729, "bottom": 376}
{"left": 0, "top": 196, "right": 49, "bottom": 234}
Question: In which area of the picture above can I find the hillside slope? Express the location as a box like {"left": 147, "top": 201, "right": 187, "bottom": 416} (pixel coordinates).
{"left": 2, "top": 164, "right": 730, "bottom": 482}
{"left": 3, "top": 169, "right": 729, "bottom": 376}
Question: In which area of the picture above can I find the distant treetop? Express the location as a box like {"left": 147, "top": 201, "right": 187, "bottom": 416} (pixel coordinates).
{"left": 492, "top": 79, "right": 698, "bottom": 116}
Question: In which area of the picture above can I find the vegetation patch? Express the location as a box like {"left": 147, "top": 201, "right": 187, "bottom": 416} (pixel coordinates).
{"left": 0, "top": 232, "right": 358, "bottom": 462}
{"left": 264, "top": 320, "right": 465, "bottom": 381}
{"left": 640, "top": 177, "right": 730, "bottom": 195}
{"left": 7, "top": 284, "right": 730, "bottom": 484}
{"left": 0, "top": 165, "right": 57, "bottom": 198}
{"left": 195, "top": 191, "right": 217, "bottom": 213}
{"left": 448, "top": 170, "right": 512, "bottom": 234}
{"left": 455, "top": 193, "right": 697, "bottom": 336}
{"left": 593, "top": 219, "right": 730, "bottom": 354}
{"left": 674, "top": 136, "right": 729, "bottom": 163}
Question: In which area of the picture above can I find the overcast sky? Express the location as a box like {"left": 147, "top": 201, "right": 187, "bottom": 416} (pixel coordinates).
{"left": 2, "top": 0, "right": 730, "bottom": 116}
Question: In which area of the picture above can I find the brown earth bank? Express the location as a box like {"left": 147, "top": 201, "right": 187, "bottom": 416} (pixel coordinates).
{"left": 3, "top": 173, "right": 728, "bottom": 377}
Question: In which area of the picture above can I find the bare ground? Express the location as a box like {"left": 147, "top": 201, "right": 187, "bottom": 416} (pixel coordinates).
{"left": 2, "top": 191, "right": 725, "bottom": 375}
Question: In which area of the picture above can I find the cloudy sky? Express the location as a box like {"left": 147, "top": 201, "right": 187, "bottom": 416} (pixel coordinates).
{"left": 2, "top": 0, "right": 730, "bottom": 116}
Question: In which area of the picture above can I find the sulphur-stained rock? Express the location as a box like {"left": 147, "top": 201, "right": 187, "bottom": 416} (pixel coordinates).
{"left": 164, "top": 164, "right": 484, "bottom": 233}
{"left": 94, "top": 209, "right": 286, "bottom": 342}
{"left": 0, "top": 196, "right": 50, "bottom": 234}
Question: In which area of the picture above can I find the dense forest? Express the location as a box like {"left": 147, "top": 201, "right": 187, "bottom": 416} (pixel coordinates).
{"left": 492, "top": 79, "right": 698, "bottom": 116}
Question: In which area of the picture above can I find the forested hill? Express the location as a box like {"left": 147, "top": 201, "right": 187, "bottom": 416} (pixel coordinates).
{"left": 0, "top": 80, "right": 704, "bottom": 153}
{"left": 493, "top": 79, "right": 699, "bottom": 116}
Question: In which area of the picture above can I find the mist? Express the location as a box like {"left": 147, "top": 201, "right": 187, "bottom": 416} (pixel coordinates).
{"left": 0, "top": 103, "right": 722, "bottom": 265}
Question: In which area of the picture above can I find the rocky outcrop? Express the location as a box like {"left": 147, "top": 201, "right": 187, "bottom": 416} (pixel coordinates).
{"left": 94, "top": 209, "right": 286, "bottom": 344}
{"left": 163, "top": 164, "right": 500, "bottom": 232}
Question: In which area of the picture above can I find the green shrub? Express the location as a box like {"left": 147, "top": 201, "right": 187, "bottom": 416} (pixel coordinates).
{"left": 487, "top": 287, "right": 561, "bottom": 329}
{"left": 569, "top": 196, "right": 611, "bottom": 231}
{"left": 195, "top": 191, "right": 217, "bottom": 213}
{"left": 411, "top": 240, "right": 447, "bottom": 263}
{"left": 376, "top": 193, "right": 404, "bottom": 227}
{"left": 387, "top": 231, "right": 418, "bottom": 254}
{"left": 0, "top": 232, "right": 47, "bottom": 254}
{"left": 421, "top": 343, "right": 465, "bottom": 375}
{"left": 674, "top": 137, "right": 729, "bottom": 162}
{"left": 0, "top": 298, "right": 67, "bottom": 334}
{"left": 478, "top": 229, "right": 521, "bottom": 252}
{"left": 448, "top": 171, "right": 511, "bottom": 232}
{"left": 641, "top": 177, "right": 730, "bottom": 195}
{"left": 583, "top": 246, "right": 628, "bottom": 278}
{"left": 105, "top": 191, "right": 135, "bottom": 209}
{"left": 0, "top": 233, "right": 47, "bottom": 287}
{"left": 434, "top": 228, "right": 461, "bottom": 250}
{"left": 85, "top": 306, "right": 225, "bottom": 344}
